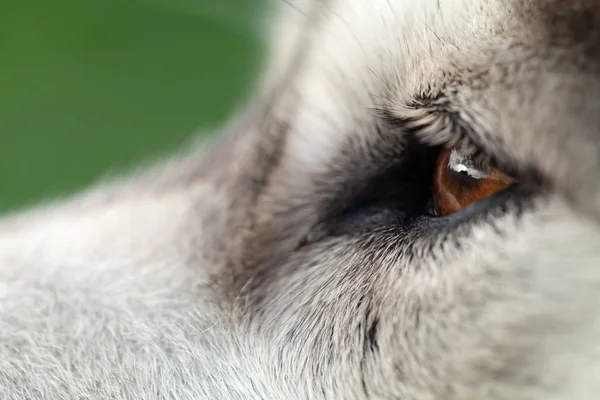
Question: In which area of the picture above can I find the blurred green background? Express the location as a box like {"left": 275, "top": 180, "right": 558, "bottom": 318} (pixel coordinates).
{"left": 0, "top": 0, "right": 266, "bottom": 212}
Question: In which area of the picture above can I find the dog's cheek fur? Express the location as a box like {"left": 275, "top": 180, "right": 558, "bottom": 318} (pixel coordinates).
{"left": 245, "top": 197, "right": 600, "bottom": 399}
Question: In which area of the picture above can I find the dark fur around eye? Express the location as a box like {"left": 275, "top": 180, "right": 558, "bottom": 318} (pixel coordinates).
{"left": 314, "top": 142, "right": 441, "bottom": 238}
{"left": 307, "top": 109, "right": 543, "bottom": 242}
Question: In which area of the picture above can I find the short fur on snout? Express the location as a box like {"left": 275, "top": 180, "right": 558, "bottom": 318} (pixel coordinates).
{"left": 1, "top": 1, "right": 600, "bottom": 399}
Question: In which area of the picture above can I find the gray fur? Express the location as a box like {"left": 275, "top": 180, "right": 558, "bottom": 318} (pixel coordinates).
{"left": 1, "top": 1, "right": 600, "bottom": 399}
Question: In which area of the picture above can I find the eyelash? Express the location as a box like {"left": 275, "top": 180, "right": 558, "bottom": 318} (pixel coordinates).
{"left": 385, "top": 105, "right": 498, "bottom": 172}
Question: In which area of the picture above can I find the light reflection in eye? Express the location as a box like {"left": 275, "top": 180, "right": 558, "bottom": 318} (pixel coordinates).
{"left": 448, "top": 149, "right": 489, "bottom": 180}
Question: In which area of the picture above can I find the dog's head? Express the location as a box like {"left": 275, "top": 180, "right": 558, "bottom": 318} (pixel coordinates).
{"left": 3, "top": 1, "right": 597, "bottom": 399}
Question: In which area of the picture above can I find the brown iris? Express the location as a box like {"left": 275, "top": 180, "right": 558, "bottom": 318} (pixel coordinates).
{"left": 432, "top": 147, "right": 515, "bottom": 217}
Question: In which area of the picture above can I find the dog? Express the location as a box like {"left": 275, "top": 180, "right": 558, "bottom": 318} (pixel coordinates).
{"left": 1, "top": 0, "right": 600, "bottom": 398}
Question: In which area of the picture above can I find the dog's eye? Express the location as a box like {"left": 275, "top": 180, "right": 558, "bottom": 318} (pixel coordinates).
{"left": 432, "top": 147, "right": 515, "bottom": 216}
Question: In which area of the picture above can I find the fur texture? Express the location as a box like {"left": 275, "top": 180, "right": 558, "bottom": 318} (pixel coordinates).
{"left": 2, "top": 0, "right": 600, "bottom": 398}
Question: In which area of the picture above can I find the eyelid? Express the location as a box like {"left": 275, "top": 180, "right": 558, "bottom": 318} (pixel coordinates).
{"left": 388, "top": 107, "right": 480, "bottom": 155}
{"left": 383, "top": 105, "right": 520, "bottom": 178}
